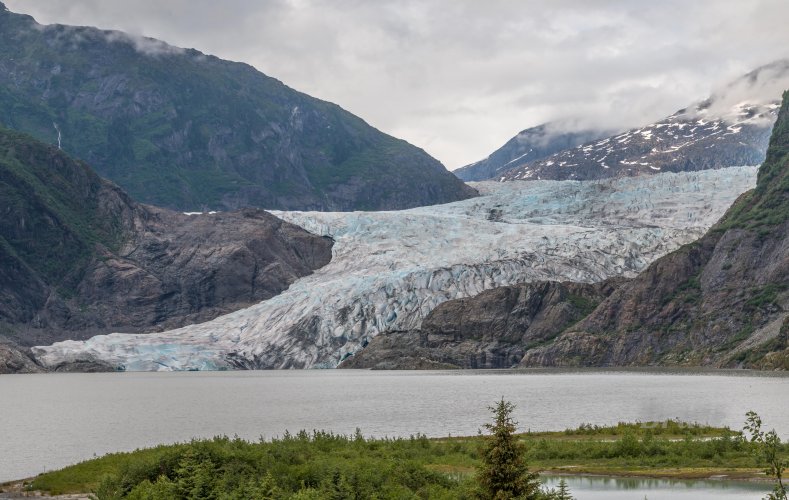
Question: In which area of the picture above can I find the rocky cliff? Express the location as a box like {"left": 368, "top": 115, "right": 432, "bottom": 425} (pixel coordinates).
{"left": 0, "top": 126, "right": 333, "bottom": 360}
{"left": 340, "top": 280, "right": 622, "bottom": 369}
{"left": 0, "top": 5, "right": 475, "bottom": 211}
{"left": 0, "top": 343, "right": 41, "bottom": 374}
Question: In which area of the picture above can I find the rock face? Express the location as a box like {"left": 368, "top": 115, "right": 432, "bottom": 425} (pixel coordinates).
{"left": 520, "top": 93, "right": 789, "bottom": 369}
{"left": 453, "top": 124, "right": 610, "bottom": 181}
{"left": 52, "top": 207, "right": 334, "bottom": 339}
{"left": 0, "top": 127, "right": 333, "bottom": 351}
{"left": 0, "top": 5, "right": 475, "bottom": 211}
{"left": 32, "top": 165, "right": 757, "bottom": 371}
{"left": 340, "top": 280, "right": 621, "bottom": 369}
{"left": 498, "top": 62, "right": 789, "bottom": 183}
{"left": 0, "top": 343, "right": 42, "bottom": 374}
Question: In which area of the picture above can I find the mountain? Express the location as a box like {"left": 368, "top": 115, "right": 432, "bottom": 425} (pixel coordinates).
{"left": 32, "top": 165, "right": 757, "bottom": 371}
{"left": 0, "top": 4, "right": 475, "bottom": 211}
{"left": 498, "top": 62, "right": 789, "bottom": 182}
{"left": 0, "top": 126, "right": 333, "bottom": 372}
{"left": 453, "top": 124, "right": 611, "bottom": 181}
{"left": 522, "top": 91, "right": 789, "bottom": 369}
{"left": 346, "top": 90, "right": 789, "bottom": 371}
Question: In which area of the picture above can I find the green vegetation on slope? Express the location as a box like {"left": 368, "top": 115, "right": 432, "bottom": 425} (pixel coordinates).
{"left": 0, "top": 7, "right": 474, "bottom": 211}
{"left": 717, "top": 90, "right": 789, "bottom": 230}
{"left": 23, "top": 420, "right": 784, "bottom": 499}
{"left": 0, "top": 125, "right": 128, "bottom": 291}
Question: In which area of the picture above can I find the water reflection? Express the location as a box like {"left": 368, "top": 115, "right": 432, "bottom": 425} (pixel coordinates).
{"left": 542, "top": 474, "right": 769, "bottom": 499}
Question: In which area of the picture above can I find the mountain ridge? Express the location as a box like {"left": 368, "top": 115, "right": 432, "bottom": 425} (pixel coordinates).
{"left": 453, "top": 123, "right": 611, "bottom": 181}
{"left": 500, "top": 102, "right": 776, "bottom": 182}
{"left": 0, "top": 5, "right": 476, "bottom": 211}
{"left": 479, "top": 62, "right": 789, "bottom": 183}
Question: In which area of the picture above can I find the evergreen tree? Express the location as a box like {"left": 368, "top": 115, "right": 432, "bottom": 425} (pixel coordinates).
{"left": 555, "top": 479, "right": 574, "bottom": 500}
{"left": 476, "top": 398, "right": 542, "bottom": 499}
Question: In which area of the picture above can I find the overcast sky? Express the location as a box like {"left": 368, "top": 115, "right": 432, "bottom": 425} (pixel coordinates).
{"left": 6, "top": 0, "right": 789, "bottom": 169}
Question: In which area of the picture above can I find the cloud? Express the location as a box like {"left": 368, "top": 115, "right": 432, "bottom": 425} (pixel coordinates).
{"left": 5, "top": 0, "right": 789, "bottom": 169}
{"left": 31, "top": 22, "right": 186, "bottom": 56}
{"left": 103, "top": 30, "right": 185, "bottom": 56}
{"left": 699, "top": 60, "right": 789, "bottom": 121}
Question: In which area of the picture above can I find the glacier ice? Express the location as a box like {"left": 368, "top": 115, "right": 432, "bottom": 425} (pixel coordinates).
{"left": 33, "top": 167, "right": 758, "bottom": 371}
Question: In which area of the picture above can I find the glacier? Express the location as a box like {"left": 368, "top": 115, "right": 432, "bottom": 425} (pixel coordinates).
{"left": 33, "top": 167, "right": 758, "bottom": 371}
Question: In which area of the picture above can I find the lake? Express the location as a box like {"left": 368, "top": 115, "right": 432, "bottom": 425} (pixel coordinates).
{"left": 1, "top": 368, "right": 786, "bottom": 494}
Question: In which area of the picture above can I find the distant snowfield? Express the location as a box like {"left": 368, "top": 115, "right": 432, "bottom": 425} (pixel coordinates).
{"left": 34, "top": 167, "right": 758, "bottom": 371}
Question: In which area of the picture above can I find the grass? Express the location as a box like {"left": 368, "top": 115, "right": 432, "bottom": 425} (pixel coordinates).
{"left": 13, "top": 420, "right": 785, "bottom": 498}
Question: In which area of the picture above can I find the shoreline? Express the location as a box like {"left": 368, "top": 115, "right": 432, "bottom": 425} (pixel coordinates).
{"left": 3, "top": 365, "right": 788, "bottom": 376}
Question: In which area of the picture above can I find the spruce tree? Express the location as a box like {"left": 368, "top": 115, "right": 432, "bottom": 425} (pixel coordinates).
{"left": 476, "top": 398, "right": 542, "bottom": 499}
{"left": 555, "top": 479, "right": 574, "bottom": 500}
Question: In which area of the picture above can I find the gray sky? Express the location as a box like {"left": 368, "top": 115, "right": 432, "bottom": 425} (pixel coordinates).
{"left": 6, "top": 0, "right": 789, "bottom": 169}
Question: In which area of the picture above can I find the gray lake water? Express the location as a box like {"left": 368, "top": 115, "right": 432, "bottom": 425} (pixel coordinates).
{"left": 1, "top": 369, "right": 786, "bottom": 497}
